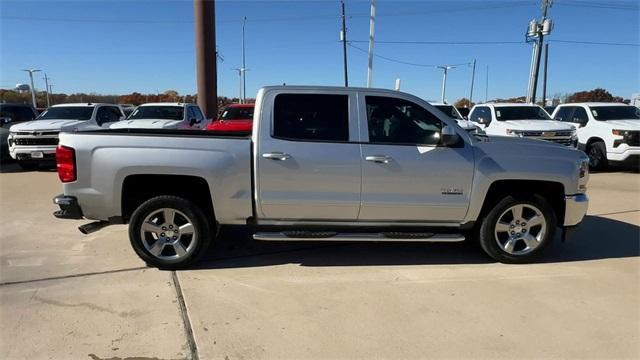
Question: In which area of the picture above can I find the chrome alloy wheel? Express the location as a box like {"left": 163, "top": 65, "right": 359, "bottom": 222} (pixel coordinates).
{"left": 140, "top": 208, "right": 197, "bottom": 260}
{"left": 494, "top": 204, "right": 547, "bottom": 256}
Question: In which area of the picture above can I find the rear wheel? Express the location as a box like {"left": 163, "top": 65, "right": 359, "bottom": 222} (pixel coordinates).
{"left": 128, "top": 196, "right": 213, "bottom": 270}
{"left": 478, "top": 194, "right": 556, "bottom": 264}
{"left": 587, "top": 141, "right": 608, "bottom": 171}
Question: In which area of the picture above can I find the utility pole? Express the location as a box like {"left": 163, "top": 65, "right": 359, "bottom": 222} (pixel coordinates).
{"left": 233, "top": 68, "right": 243, "bottom": 103}
{"left": 526, "top": 0, "right": 553, "bottom": 103}
{"left": 194, "top": 0, "right": 218, "bottom": 118}
{"left": 340, "top": 0, "right": 348, "bottom": 87}
{"left": 241, "top": 16, "right": 247, "bottom": 103}
{"left": 437, "top": 65, "right": 456, "bottom": 103}
{"left": 469, "top": 58, "right": 476, "bottom": 106}
{"left": 366, "top": 0, "right": 376, "bottom": 87}
{"left": 485, "top": 65, "right": 489, "bottom": 103}
{"left": 22, "top": 69, "right": 41, "bottom": 108}
{"left": 542, "top": 43, "right": 549, "bottom": 106}
{"left": 48, "top": 84, "right": 54, "bottom": 105}
{"left": 43, "top": 73, "right": 51, "bottom": 107}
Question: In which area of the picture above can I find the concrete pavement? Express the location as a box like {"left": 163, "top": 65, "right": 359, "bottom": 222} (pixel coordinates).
{"left": 1, "top": 163, "right": 638, "bottom": 359}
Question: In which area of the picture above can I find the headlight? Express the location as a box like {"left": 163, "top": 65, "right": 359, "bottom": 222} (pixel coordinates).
{"left": 612, "top": 129, "right": 627, "bottom": 136}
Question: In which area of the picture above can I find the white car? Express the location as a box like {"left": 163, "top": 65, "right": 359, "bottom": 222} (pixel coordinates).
{"left": 8, "top": 103, "right": 124, "bottom": 169}
{"left": 432, "top": 103, "right": 483, "bottom": 135}
{"left": 110, "top": 103, "right": 205, "bottom": 130}
{"left": 552, "top": 102, "right": 640, "bottom": 169}
{"left": 468, "top": 103, "right": 577, "bottom": 147}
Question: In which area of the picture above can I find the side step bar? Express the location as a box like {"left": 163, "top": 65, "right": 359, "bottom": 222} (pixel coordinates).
{"left": 253, "top": 232, "right": 465, "bottom": 242}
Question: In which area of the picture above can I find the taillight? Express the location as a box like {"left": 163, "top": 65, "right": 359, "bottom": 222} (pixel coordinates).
{"left": 56, "top": 145, "right": 76, "bottom": 183}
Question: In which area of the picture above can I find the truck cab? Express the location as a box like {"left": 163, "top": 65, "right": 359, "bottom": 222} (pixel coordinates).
{"left": 110, "top": 103, "right": 205, "bottom": 130}
{"left": 552, "top": 102, "right": 640, "bottom": 169}
{"left": 468, "top": 103, "right": 578, "bottom": 147}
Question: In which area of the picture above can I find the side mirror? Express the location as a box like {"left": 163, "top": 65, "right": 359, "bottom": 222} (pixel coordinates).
{"left": 1, "top": 117, "right": 12, "bottom": 125}
{"left": 440, "top": 125, "right": 460, "bottom": 147}
{"left": 476, "top": 117, "right": 490, "bottom": 124}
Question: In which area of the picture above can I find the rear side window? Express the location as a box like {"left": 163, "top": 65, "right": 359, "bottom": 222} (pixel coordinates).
{"left": 0, "top": 106, "right": 37, "bottom": 122}
{"left": 470, "top": 106, "right": 491, "bottom": 123}
{"left": 273, "top": 94, "right": 349, "bottom": 142}
{"left": 554, "top": 107, "right": 573, "bottom": 121}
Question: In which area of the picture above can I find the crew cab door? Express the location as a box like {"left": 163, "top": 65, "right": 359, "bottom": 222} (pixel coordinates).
{"left": 256, "top": 91, "right": 361, "bottom": 220}
{"left": 358, "top": 94, "right": 475, "bottom": 222}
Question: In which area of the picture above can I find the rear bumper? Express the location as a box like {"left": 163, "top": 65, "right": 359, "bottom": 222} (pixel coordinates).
{"left": 564, "top": 194, "right": 588, "bottom": 226}
{"left": 53, "top": 194, "right": 84, "bottom": 220}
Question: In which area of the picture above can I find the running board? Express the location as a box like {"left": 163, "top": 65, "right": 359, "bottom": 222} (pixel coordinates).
{"left": 253, "top": 232, "right": 465, "bottom": 242}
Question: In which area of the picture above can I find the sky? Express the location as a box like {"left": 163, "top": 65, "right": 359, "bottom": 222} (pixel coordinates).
{"left": 1, "top": 0, "right": 638, "bottom": 102}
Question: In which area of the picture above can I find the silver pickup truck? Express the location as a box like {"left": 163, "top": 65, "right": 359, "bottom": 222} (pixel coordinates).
{"left": 53, "top": 86, "right": 590, "bottom": 269}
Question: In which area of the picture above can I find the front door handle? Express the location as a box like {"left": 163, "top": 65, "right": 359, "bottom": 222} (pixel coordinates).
{"left": 262, "top": 152, "right": 291, "bottom": 161}
{"left": 365, "top": 155, "right": 393, "bottom": 164}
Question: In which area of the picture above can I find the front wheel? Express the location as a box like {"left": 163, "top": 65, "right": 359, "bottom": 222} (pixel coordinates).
{"left": 478, "top": 195, "right": 556, "bottom": 264}
{"left": 128, "top": 196, "right": 213, "bottom": 270}
{"left": 587, "top": 141, "right": 608, "bottom": 171}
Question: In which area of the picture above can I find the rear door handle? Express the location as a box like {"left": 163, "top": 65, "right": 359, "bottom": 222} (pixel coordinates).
{"left": 262, "top": 152, "right": 291, "bottom": 161}
{"left": 365, "top": 155, "right": 393, "bottom": 164}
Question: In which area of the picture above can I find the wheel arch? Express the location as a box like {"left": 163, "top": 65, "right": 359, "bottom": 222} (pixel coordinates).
{"left": 121, "top": 174, "right": 215, "bottom": 225}
{"left": 478, "top": 180, "right": 566, "bottom": 227}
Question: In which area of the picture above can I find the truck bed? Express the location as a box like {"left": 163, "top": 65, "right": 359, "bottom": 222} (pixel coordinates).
{"left": 58, "top": 130, "right": 253, "bottom": 224}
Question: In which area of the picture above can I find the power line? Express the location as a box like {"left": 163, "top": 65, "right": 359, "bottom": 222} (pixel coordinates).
{"left": 555, "top": 0, "right": 639, "bottom": 11}
{"left": 350, "top": 40, "right": 525, "bottom": 45}
{"left": 349, "top": 43, "right": 471, "bottom": 68}
{"left": 548, "top": 39, "right": 640, "bottom": 46}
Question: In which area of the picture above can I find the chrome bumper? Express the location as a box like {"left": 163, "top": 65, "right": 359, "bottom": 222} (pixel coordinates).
{"left": 564, "top": 194, "right": 588, "bottom": 226}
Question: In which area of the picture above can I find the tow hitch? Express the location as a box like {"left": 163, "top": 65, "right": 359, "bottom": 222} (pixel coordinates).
{"left": 78, "top": 221, "right": 110, "bottom": 234}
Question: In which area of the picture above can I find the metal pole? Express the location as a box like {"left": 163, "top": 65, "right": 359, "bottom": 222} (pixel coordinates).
{"left": 530, "top": 33, "right": 543, "bottom": 103}
{"left": 542, "top": 43, "right": 549, "bottom": 106}
{"left": 469, "top": 59, "right": 476, "bottom": 106}
{"left": 48, "top": 84, "right": 54, "bottom": 105}
{"left": 242, "top": 16, "right": 247, "bottom": 103}
{"left": 341, "top": 0, "right": 348, "bottom": 87}
{"left": 366, "top": 0, "right": 376, "bottom": 87}
{"left": 485, "top": 65, "right": 489, "bottom": 103}
{"left": 194, "top": 0, "right": 218, "bottom": 118}
{"left": 440, "top": 68, "right": 447, "bottom": 103}
{"left": 43, "top": 73, "right": 51, "bottom": 107}
{"left": 22, "top": 69, "right": 40, "bottom": 108}
{"left": 526, "top": 41, "right": 538, "bottom": 103}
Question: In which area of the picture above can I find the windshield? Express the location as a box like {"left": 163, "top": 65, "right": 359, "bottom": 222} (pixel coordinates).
{"left": 128, "top": 106, "right": 184, "bottom": 120}
{"left": 590, "top": 106, "right": 640, "bottom": 121}
{"left": 219, "top": 106, "right": 254, "bottom": 121}
{"left": 495, "top": 106, "right": 550, "bottom": 121}
{"left": 434, "top": 105, "right": 462, "bottom": 120}
{"left": 37, "top": 106, "right": 94, "bottom": 120}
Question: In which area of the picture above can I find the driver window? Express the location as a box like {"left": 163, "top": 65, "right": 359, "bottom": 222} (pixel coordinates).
{"left": 365, "top": 96, "right": 442, "bottom": 145}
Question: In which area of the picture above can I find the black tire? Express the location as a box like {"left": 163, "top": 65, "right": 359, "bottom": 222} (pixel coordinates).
{"left": 478, "top": 194, "right": 556, "bottom": 264}
{"left": 587, "top": 141, "right": 608, "bottom": 171}
{"left": 17, "top": 161, "right": 39, "bottom": 170}
{"left": 128, "top": 195, "right": 213, "bottom": 270}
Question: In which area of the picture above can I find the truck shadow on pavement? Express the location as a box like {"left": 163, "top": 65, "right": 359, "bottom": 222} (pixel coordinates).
{"left": 192, "top": 215, "right": 639, "bottom": 270}
{"left": 0, "top": 161, "right": 56, "bottom": 173}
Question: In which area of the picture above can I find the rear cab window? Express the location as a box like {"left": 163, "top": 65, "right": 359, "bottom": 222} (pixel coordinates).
{"left": 272, "top": 94, "right": 349, "bottom": 142}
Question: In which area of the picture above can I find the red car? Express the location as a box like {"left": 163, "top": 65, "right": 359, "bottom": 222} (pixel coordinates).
{"left": 206, "top": 103, "right": 254, "bottom": 132}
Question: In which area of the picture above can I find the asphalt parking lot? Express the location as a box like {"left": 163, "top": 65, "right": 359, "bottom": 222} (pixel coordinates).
{"left": 1, "top": 163, "right": 638, "bottom": 360}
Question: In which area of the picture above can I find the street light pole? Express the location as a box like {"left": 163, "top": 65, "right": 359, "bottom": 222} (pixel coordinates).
{"left": 22, "top": 69, "right": 41, "bottom": 108}
{"left": 437, "top": 65, "right": 455, "bottom": 103}
{"left": 469, "top": 59, "right": 476, "bottom": 106}
{"left": 48, "top": 84, "right": 55, "bottom": 105}
{"left": 43, "top": 73, "right": 51, "bottom": 107}
{"left": 241, "top": 16, "right": 247, "bottom": 103}
{"left": 366, "top": 0, "right": 376, "bottom": 87}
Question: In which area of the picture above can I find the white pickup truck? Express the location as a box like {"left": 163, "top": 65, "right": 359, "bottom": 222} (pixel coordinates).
{"left": 8, "top": 103, "right": 124, "bottom": 169}
{"left": 551, "top": 102, "right": 640, "bottom": 169}
{"left": 53, "top": 86, "right": 589, "bottom": 269}
{"left": 110, "top": 102, "right": 206, "bottom": 130}
{"left": 468, "top": 103, "right": 578, "bottom": 147}
{"left": 432, "top": 103, "right": 482, "bottom": 135}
